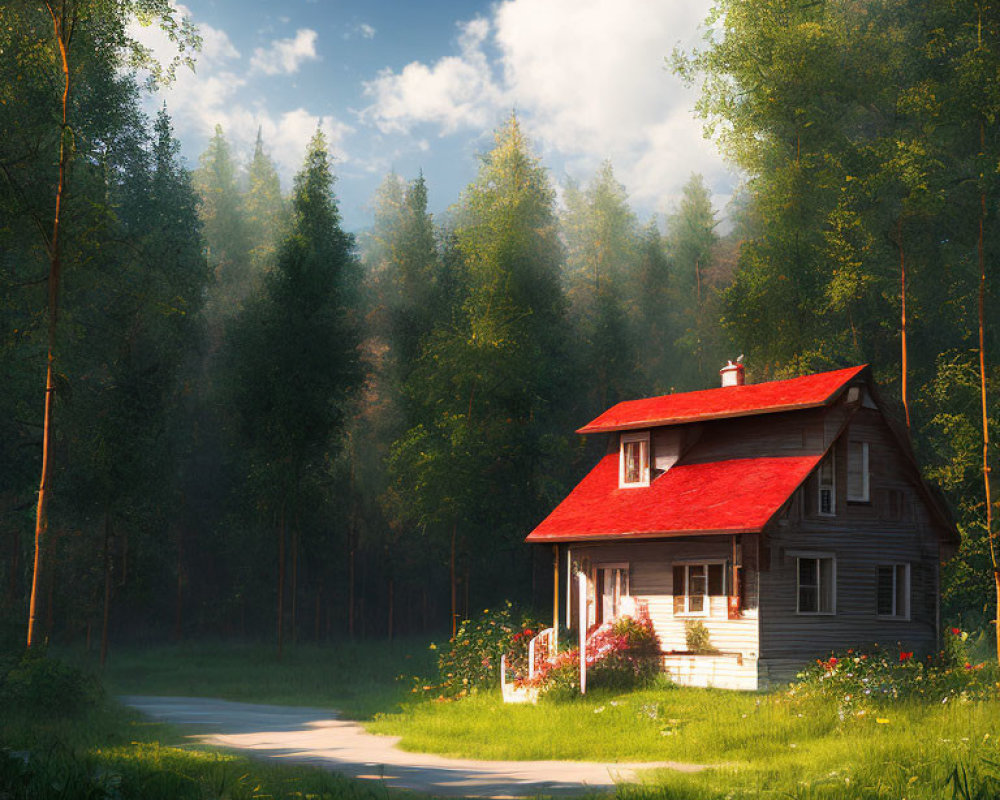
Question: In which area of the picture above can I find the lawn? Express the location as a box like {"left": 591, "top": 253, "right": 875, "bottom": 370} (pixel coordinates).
{"left": 12, "top": 639, "right": 1000, "bottom": 799}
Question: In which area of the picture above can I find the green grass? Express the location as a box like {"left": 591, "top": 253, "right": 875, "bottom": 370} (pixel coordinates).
{"left": 36, "top": 641, "right": 1000, "bottom": 799}
{"left": 0, "top": 701, "right": 426, "bottom": 800}
{"left": 85, "top": 637, "right": 436, "bottom": 719}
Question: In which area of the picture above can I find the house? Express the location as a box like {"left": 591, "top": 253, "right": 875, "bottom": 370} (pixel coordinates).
{"left": 525, "top": 363, "right": 959, "bottom": 690}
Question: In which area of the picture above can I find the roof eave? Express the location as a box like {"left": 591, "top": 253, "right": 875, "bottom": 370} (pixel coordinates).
{"left": 526, "top": 525, "right": 764, "bottom": 543}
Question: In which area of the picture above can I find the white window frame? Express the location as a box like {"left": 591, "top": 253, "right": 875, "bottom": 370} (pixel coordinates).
{"left": 876, "top": 562, "right": 911, "bottom": 620}
{"left": 847, "top": 441, "right": 870, "bottom": 502}
{"left": 673, "top": 560, "right": 727, "bottom": 617}
{"left": 619, "top": 431, "right": 650, "bottom": 488}
{"left": 793, "top": 552, "right": 837, "bottom": 615}
{"left": 817, "top": 446, "right": 836, "bottom": 516}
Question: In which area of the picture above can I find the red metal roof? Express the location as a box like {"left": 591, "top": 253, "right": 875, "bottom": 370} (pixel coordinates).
{"left": 526, "top": 452, "right": 822, "bottom": 542}
{"left": 577, "top": 365, "right": 868, "bottom": 433}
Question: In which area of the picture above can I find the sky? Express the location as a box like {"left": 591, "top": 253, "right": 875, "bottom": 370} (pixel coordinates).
{"left": 135, "top": 0, "right": 737, "bottom": 233}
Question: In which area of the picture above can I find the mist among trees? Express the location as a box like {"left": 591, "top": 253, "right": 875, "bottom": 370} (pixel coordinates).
{"left": 2, "top": 0, "right": 997, "bottom": 654}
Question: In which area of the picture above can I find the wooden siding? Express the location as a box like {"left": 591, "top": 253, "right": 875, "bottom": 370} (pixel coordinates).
{"left": 758, "top": 407, "right": 942, "bottom": 684}
{"left": 569, "top": 539, "right": 760, "bottom": 662}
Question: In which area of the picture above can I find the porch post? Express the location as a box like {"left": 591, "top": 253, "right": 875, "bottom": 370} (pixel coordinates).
{"left": 552, "top": 545, "right": 559, "bottom": 652}
{"left": 577, "top": 570, "right": 587, "bottom": 695}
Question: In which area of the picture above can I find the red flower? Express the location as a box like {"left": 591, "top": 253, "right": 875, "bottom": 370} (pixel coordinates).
{"left": 523, "top": 629, "right": 534, "bottom": 638}
{"left": 950, "top": 627, "right": 961, "bottom": 636}
{"left": 964, "top": 662, "right": 972, "bottom": 670}
{"left": 899, "top": 651, "right": 913, "bottom": 662}
{"left": 828, "top": 657, "right": 838, "bottom": 667}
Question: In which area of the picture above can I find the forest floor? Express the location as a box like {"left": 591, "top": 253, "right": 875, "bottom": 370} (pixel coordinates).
{"left": 97, "top": 640, "right": 1000, "bottom": 798}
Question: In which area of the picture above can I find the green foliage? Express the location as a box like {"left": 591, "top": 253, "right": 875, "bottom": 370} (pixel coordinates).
{"left": 789, "top": 638, "right": 998, "bottom": 712}
{"left": 432, "top": 601, "right": 541, "bottom": 696}
{"left": 0, "top": 652, "right": 102, "bottom": 718}
{"left": 683, "top": 618, "right": 717, "bottom": 654}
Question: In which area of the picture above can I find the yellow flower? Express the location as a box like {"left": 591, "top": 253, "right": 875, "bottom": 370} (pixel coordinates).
{"left": 876, "top": 718, "right": 890, "bottom": 724}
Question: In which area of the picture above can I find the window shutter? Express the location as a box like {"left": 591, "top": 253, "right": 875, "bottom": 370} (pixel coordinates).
{"left": 672, "top": 565, "right": 685, "bottom": 615}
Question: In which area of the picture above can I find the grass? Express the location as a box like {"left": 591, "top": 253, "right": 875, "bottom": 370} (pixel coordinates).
{"left": 87, "top": 637, "right": 436, "bottom": 719}
{"left": 0, "top": 700, "right": 424, "bottom": 800}
{"left": 15, "top": 640, "right": 1000, "bottom": 799}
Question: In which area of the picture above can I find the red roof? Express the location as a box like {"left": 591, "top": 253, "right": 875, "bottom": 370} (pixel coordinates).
{"left": 526, "top": 452, "right": 822, "bottom": 542}
{"left": 577, "top": 365, "right": 868, "bottom": 433}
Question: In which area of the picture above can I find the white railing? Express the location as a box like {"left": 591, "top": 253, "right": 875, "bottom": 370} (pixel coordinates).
{"left": 527, "top": 627, "right": 555, "bottom": 679}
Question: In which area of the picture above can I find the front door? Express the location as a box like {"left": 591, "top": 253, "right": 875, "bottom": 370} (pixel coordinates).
{"left": 595, "top": 566, "right": 629, "bottom": 625}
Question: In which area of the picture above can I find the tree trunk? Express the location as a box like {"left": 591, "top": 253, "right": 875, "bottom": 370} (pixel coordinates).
{"left": 450, "top": 522, "right": 457, "bottom": 638}
{"left": 174, "top": 525, "right": 184, "bottom": 641}
{"left": 28, "top": 3, "right": 72, "bottom": 650}
{"left": 897, "top": 219, "right": 910, "bottom": 428}
{"left": 387, "top": 576, "right": 394, "bottom": 642}
{"left": 290, "top": 525, "right": 298, "bottom": 645}
{"left": 977, "top": 139, "right": 999, "bottom": 662}
{"left": 277, "top": 508, "right": 286, "bottom": 659}
{"left": 100, "top": 513, "right": 112, "bottom": 668}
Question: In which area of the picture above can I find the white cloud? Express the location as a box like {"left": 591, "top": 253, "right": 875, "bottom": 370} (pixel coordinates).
{"left": 130, "top": 9, "right": 349, "bottom": 184}
{"left": 361, "top": 18, "right": 502, "bottom": 135}
{"left": 250, "top": 29, "right": 320, "bottom": 76}
{"left": 359, "top": 0, "right": 734, "bottom": 213}
{"left": 358, "top": 23, "right": 376, "bottom": 39}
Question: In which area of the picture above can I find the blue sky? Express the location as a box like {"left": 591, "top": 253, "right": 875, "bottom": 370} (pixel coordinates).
{"left": 136, "top": 0, "right": 736, "bottom": 233}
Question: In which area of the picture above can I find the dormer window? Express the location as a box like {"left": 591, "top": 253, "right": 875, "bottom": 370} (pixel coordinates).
{"left": 619, "top": 431, "right": 650, "bottom": 487}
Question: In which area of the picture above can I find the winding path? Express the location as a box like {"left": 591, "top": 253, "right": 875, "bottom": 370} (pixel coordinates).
{"left": 122, "top": 695, "right": 704, "bottom": 798}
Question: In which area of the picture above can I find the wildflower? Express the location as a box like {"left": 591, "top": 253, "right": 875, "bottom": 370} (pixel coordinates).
{"left": 876, "top": 718, "right": 890, "bottom": 724}
{"left": 950, "top": 627, "right": 961, "bottom": 636}
{"left": 899, "top": 651, "right": 913, "bottom": 662}
{"left": 429, "top": 642, "right": 437, "bottom": 650}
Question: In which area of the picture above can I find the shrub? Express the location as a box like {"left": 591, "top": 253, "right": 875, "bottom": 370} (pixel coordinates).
{"left": 431, "top": 601, "right": 541, "bottom": 697}
{"left": 0, "top": 651, "right": 103, "bottom": 718}
{"left": 789, "top": 632, "right": 998, "bottom": 713}
{"left": 525, "top": 608, "right": 661, "bottom": 697}
{"left": 683, "top": 619, "right": 717, "bottom": 654}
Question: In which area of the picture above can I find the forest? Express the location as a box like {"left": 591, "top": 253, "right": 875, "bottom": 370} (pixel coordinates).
{"left": 1, "top": 0, "right": 998, "bottom": 661}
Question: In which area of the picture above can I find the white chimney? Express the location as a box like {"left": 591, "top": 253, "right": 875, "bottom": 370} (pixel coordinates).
{"left": 720, "top": 358, "right": 745, "bottom": 387}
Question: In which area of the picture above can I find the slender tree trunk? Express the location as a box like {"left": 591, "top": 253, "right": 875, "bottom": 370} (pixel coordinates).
{"left": 314, "top": 585, "right": 321, "bottom": 641}
{"left": 28, "top": 3, "right": 72, "bottom": 650}
{"left": 174, "top": 525, "right": 184, "bottom": 641}
{"left": 277, "top": 508, "right": 285, "bottom": 659}
{"left": 348, "top": 538, "right": 355, "bottom": 639}
{"left": 290, "top": 525, "right": 298, "bottom": 645}
{"left": 897, "top": 219, "right": 910, "bottom": 428}
{"left": 100, "top": 512, "right": 112, "bottom": 668}
{"left": 450, "top": 522, "right": 457, "bottom": 638}
{"left": 387, "top": 576, "right": 394, "bottom": 642}
{"left": 977, "top": 127, "right": 999, "bottom": 662}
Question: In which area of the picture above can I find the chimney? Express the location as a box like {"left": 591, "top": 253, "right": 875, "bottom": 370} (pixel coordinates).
{"left": 720, "top": 358, "right": 745, "bottom": 387}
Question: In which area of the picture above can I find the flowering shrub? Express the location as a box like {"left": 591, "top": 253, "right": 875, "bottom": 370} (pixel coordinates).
{"left": 521, "top": 608, "right": 660, "bottom": 697}
{"left": 790, "top": 630, "right": 998, "bottom": 712}
{"left": 431, "top": 601, "right": 541, "bottom": 697}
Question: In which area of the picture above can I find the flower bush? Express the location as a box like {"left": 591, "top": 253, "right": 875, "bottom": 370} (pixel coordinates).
{"left": 520, "top": 607, "right": 660, "bottom": 697}
{"left": 789, "top": 629, "right": 998, "bottom": 712}
{"left": 431, "top": 601, "right": 541, "bottom": 697}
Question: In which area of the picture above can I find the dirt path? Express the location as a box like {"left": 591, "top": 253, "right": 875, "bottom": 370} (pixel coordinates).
{"left": 122, "top": 695, "right": 704, "bottom": 798}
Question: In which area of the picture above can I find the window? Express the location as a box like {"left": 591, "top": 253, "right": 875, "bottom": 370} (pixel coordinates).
{"left": 847, "top": 441, "right": 870, "bottom": 502}
{"left": 876, "top": 563, "right": 910, "bottom": 618}
{"left": 619, "top": 432, "right": 650, "bottom": 487}
{"left": 673, "top": 562, "right": 726, "bottom": 616}
{"left": 818, "top": 447, "right": 836, "bottom": 515}
{"left": 796, "top": 555, "right": 835, "bottom": 614}
{"left": 595, "top": 565, "right": 629, "bottom": 625}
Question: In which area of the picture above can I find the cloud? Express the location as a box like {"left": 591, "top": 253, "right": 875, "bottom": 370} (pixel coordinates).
{"left": 359, "top": 0, "right": 733, "bottom": 213}
{"left": 356, "top": 23, "right": 376, "bottom": 39}
{"left": 361, "top": 18, "right": 502, "bottom": 135}
{"left": 250, "top": 29, "right": 320, "bottom": 76}
{"left": 130, "top": 9, "right": 349, "bottom": 183}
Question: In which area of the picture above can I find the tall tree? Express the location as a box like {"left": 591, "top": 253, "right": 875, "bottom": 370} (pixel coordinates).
{"left": 226, "top": 129, "right": 360, "bottom": 656}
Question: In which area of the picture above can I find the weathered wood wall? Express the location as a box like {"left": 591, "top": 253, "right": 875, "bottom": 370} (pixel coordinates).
{"left": 758, "top": 406, "right": 943, "bottom": 685}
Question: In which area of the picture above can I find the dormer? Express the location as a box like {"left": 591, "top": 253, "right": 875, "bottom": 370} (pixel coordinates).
{"left": 619, "top": 431, "right": 650, "bottom": 487}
